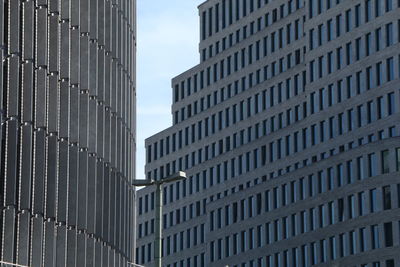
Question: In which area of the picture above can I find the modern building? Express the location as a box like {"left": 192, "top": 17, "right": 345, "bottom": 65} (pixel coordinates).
{"left": 0, "top": 1, "right": 136, "bottom": 266}
{"left": 136, "top": 0, "right": 400, "bottom": 266}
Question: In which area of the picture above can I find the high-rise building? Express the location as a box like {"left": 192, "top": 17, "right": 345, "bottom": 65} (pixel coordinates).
{"left": 0, "top": 1, "right": 136, "bottom": 266}
{"left": 137, "top": 0, "right": 400, "bottom": 266}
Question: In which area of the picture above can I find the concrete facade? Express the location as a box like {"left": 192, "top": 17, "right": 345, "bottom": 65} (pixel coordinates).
{"left": 137, "top": 0, "right": 400, "bottom": 266}
{"left": 0, "top": 0, "right": 136, "bottom": 266}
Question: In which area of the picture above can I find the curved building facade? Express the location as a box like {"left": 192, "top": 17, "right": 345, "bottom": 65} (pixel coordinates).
{"left": 0, "top": 0, "right": 136, "bottom": 266}
{"left": 137, "top": 0, "right": 400, "bottom": 267}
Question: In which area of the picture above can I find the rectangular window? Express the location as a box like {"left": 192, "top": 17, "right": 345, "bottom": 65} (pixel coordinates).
{"left": 397, "top": 148, "right": 400, "bottom": 171}
{"left": 371, "top": 224, "right": 380, "bottom": 249}
{"left": 381, "top": 150, "right": 390, "bottom": 174}
{"left": 365, "top": 0, "right": 372, "bottom": 22}
{"left": 386, "top": 23, "right": 393, "bottom": 46}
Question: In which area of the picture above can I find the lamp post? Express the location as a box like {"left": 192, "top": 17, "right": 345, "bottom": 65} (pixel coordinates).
{"left": 132, "top": 171, "right": 187, "bottom": 267}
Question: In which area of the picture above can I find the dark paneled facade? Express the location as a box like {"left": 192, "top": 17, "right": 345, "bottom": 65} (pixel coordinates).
{"left": 0, "top": 0, "right": 136, "bottom": 266}
{"left": 137, "top": 0, "right": 400, "bottom": 267}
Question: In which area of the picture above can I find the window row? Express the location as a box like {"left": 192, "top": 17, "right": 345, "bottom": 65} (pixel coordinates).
{"left": 201, "top": 0, "right": 304, "bottom": 61}
{"left": 174, "top": 18, "right": 304, "bottom": 104}
{"left": 208, "top": 151, "right": 399, "bottom": 230}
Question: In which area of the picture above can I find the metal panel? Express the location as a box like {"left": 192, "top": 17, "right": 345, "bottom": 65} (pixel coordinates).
{"left": 22, "top": 1, "right": 35, "bottom": 60}
{"left": 67, "top": 145, "right": 78, "bottom": 226}
{"left": 48, "top": 13, "right": 59, "bottom": 73}
{"left": 31, "top": 215, "right": 44, "bottom": 267}
{"left": 95, "top": 160, "right": 103, "bottom": 237}
{"left": 90, "top": 0, "right": 98, "bottom": 39}
{"left": 71, "top": 0, "right": 79, "bottom": 27}
{"left": 61, "top": 0, "right": 70, "bottom": 20}
{"left": 47, "top": 74, "right": 59, "bottom": 132}
{"left": 2, "top": 207, "right": 16, "bottom": 262}
{"left": 70, "top": 28, "right": 80, "bottom": 84}
{"left": 36, "top": 6, "right": 48, "bottom": 67}
{"left": 97, "top": 104, "right": 104, "bottom": 158}
{"left": 104, "top": 108, "right": 111, "bottom": 162}
{"left": 98, "top": 0, "right": 105, "bottom": 46}
{"left": 89, "top": 41, "right": 97, "bottom": 96}
{"left": 103, "top": 164, "right": 110, "bottom": 243}
{"left": 94, "top": 240, "right": 102, "bottom": 267}
{"left": 56, "top": 225, "right": 67, "bottom": 267}
{"left": 86, "top": 237, "right": 95, "bottom": 267}
{"left": 57, "top": 139, "right": 69, "bottom": 222}
{"left": 0, "top": 50, "right": 3, "bottom": 112}
{"left": 21, "top": 61, "right": 34, "bottom": 123}
{"left": 104, "top": 0, "right": 111, "bottom": 51}
{"left": 115, "top": 175, "right": 121, "bottom": 248}
{"left": 66, "top": 228, "right": 77, "bottom": 267}
{"left": 35, "top": 67, "right": 47, "bottom": 128}
{"left": 60, "top": 21, "right": 70, "bottom": 79}
{"left": 7, "top": 55, "right": 20, "bottom": 117}
{"left": 0, "top": 0, "right": 3, "bottom": 48}
{"left": 44, "top": 220, "right": 56, "bottom": 266}
{"left": 45, "top": 134, "right": 58, "bottom": 219}
{"left": 87, "top": 155, "right": 96, "bottom": 234}
{"left": 33, "top": 128, "right": 46, "bottom": 215}
{"left": 79, "top": 92, "right": 89, "bottom": 148}
{"left": 16, "top": 211, "right": 31, "bottom": 265}
{"left": 77, "top": 150, "right": 88, "bottom": 230}
{"left": 19, "top": 123, "right": 33, "bottom": 210}
{"left": 111, "top": 5, "right": 117, "bottom": 59}
{"left": 49, "top": 0, "right": 59, "bottom": 13}
{"left": 59, "top": 80, "right": 69, "bottom": 138}
{"left": 80, "top": 35, "right": 89, "bottom": 90}
{"left": 110, "top": 114, "right": 116, "bottom": 167}
{"left": 76, "top": 232, "right": 87, "bottom": 266}
{"left": 109, "top": 170, "right": 116, "bottom": 246}
{"left": 104, "top": 54, "right": 111, "bottom": 107}
{"left": 102, "top": 246, "right": 109, "bottom": 267}
{"left": 69, "top": 85, "right": 79, "bottom": 143}
{"left": 88, "top": 98, "right": 97, "bottom": 153}
{"left": 80, "top": 0, "right": 89, "bottom": 33}
{"left": 111, "top": 59, "right": 117, "bottom": 113}
{"left": 8, "top": 0, "right": 20, "bottom": 54}
{"left": 4, "top": 119, "right": 18, "bottom": 206}
{"left": 97, "top": 48, "right": 105, "bottom": 102}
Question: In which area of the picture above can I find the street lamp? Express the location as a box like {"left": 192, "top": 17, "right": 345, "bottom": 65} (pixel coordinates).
{"left": 132, "top": 171, "right": 187, "bottom": 267}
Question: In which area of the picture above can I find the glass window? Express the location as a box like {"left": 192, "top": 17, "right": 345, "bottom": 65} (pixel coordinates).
{"left": 371, "top": 224, "right": 380, "bottom": 249}
{"left": 368, "top": 153, "right": 377, "bottom": 177}
{"left": 386, "top": 23, "right": 393, "bottom": 46}
{"left": 381, "top": 150, "right": 390, "bottom": 174}
{"left": 365, "top": 0, "right": 372, "bottom": 22}
{"left": 396, "top": 148, "right": 400, "bottom": 171}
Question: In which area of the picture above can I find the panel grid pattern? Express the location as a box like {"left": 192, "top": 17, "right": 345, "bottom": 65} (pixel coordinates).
{"left": 0, "top": 0, "right": 136, "bottom": 266}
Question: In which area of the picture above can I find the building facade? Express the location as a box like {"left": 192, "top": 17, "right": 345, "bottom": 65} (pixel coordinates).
{"left": 0, "top": 0, "right": 136, "bottom": 266}
{"left": 137, "top": 0, "right": 400, "bottom": 266}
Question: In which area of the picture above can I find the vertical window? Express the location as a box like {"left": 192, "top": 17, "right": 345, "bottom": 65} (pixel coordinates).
{"left": 355, "top": 4, "right": 361, "bottom": 27}
{"left": 345, "top": 9, "right": 352, "bottom": 32}
{"left": 365, "top": 0, "right": 372, "bottom": 22}
{"left": 386, "top": 23, "right": 393, "bottom": 46}
{"left": 381, "top": 150, "right": 390, "bottom": 174}
{"left": 371, "top": 224, "right": 380, "bottom": 249}
{"left": 397, "top": 148, "right": 400, "bottom": 171}
{"left": 386, "top": 58, "right": 394, "bottom": 82}
{"left": 383, "top": 186, "right": 392, "bottom": 210}
{"left": 368, "top": 153, "right": 377, "bottom": 177}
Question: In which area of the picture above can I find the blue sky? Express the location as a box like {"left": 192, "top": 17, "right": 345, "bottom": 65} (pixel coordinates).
{"left": 137, "top": 0, "right": 204, "bottom": 178}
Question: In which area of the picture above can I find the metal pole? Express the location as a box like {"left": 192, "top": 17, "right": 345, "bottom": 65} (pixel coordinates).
{"left": 154, "top": 182, "right": 163, "bottom": 267}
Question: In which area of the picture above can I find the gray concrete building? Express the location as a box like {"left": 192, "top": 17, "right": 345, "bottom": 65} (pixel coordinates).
{"left": 136, "top": 0, "right": 400, "bottom": 266}
{"left": 0, "top": 0, "right": 136, "bottom": 266}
